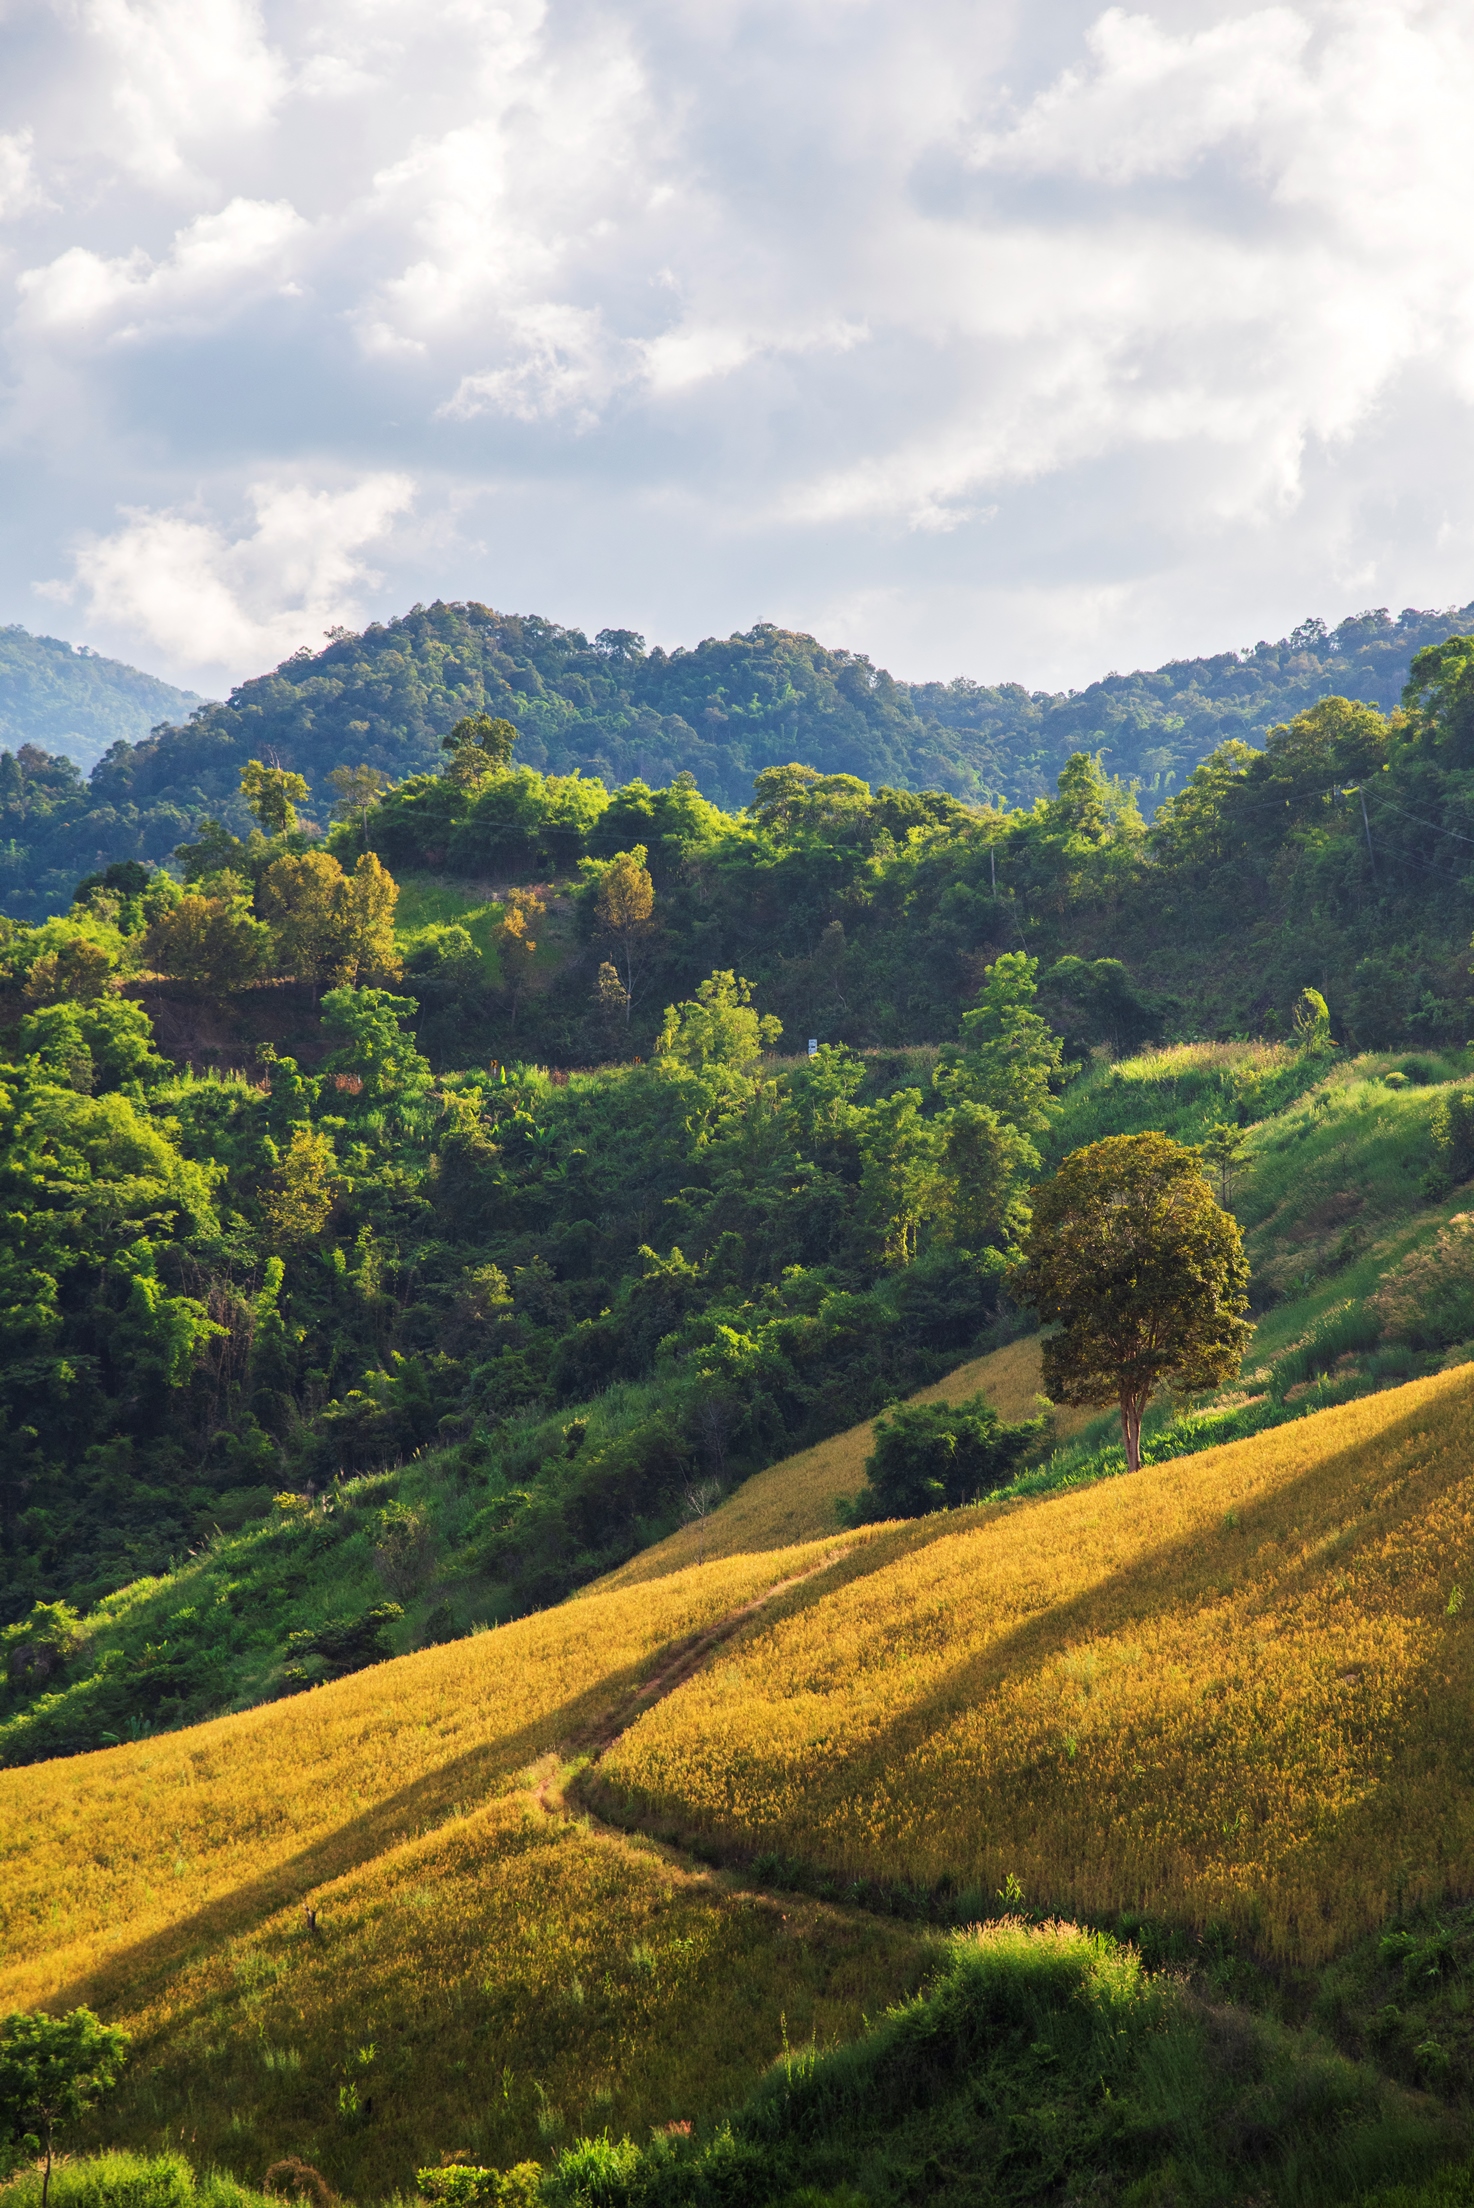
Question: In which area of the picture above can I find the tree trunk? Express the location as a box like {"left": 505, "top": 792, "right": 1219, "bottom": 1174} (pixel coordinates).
{"left": 41, "top": 2126, "right": 52, "bottom": 2208}
{"left": 1120, "top": 1389, "right": 1147, "bottom": 1474}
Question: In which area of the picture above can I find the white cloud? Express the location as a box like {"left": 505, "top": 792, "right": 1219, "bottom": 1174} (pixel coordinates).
{"left": 3, "top": 0, "right": 1474, "bottom": 700}
{"left": 49, "top": 474, "right": 414, "bottom": 678}
{"left": 17, "top": 197, "right": 307, "bottom": 336}
{"left": 441, "top": 304, "right": 629, "bottom": 428}
{"left": 970, "top": 7, "right": 1316, "bottom": 184}
{"left": 0, "top": 131, "right": 44, "bottom": 222}
{"left": 76, "top": 0, "right": 287, "bottom": 188}
{"left": 779, "top": 0, "right": 1474, "bottom": 532}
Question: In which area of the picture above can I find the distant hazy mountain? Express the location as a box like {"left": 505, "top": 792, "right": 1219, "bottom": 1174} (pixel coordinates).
{"left": 0, "top": 626, "right": 206, "bottom": 773}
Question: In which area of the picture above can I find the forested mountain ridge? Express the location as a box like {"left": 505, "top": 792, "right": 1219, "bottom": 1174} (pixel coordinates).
{"left": 0, "top": 625, "right": 202, "bottom": 774}
{"left": 1, "top": 596, "right": 1469, "bottom": 919}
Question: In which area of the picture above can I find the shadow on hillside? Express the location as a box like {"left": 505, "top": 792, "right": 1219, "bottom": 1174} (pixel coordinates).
{"left": 610, "top": 1373, "right": 1474, "bottom": 1935}
{"left": 42, "top": 1377, "right": 1474, "bottom": 2013}
{"left": 41, "top": 1649, "right": 678, "bottom": 2017}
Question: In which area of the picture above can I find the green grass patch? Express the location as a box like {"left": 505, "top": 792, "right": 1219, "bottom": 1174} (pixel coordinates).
{"left": 0, "top": 2155, "right": 277, "bottom": 2208}
{"left": 544, "top": 1920, "right": 1454, "bottom": 2208}
{"left": 393, "top": 875, "right": 505, "bottom": 978}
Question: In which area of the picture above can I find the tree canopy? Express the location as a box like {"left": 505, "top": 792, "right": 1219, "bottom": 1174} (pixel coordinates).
{"left": 1011, "top": 1132, "right": 1251, "bottom": 1472}
{"left": 0, "top": 2008, "right": 130, "bottom": 2208}
{"left": 4, "top": 597, "right": 1471, "bottom": 921}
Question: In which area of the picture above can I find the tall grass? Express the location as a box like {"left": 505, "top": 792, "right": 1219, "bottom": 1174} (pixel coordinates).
{"left": 0, "top": 1539, "right": 855, "bottom": 2012}
{"left": 546, "top": 1922, "right": 1450, "bottom": 2208}
{"left": 597, "top": 1366, "right": 1474, "bottom": 1963}
{"left": 73, "top": 1797, "right": 923, "bottom": 2200}
{"left": 0, "top": 2156, "right": 275, "bottom": 2208}
{"left": 1045, "top": 1040, "right": 1323, "bottom": 1162}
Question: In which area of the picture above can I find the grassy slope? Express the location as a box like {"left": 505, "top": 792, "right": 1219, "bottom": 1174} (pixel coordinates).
{"left": 597, "top": 1046, "right": 1474, "bottom": 1587}
{"left": 0, "top": 1337, "right": 1072, "bottom": 1767}
{"left": 595, "top": 1364, "right": 1474, "bottom": 1964}
{"left": 15, "top": 1035, "right": 1474, "bottom": 1772}
{"left": 1, "top": 1536, "right": 928, "bottom": 2194}
{"left": 595, "top": 1335, "right": 1095, "bottom": 1587}
{"left": 393, "top": 872, "right": 583, "bottom": 999}
{"left": 394, "top": 874, "right": 507, "bottom": 979}
{"left": 8, "top": 1369, "right": 1474, "bottom": 2197}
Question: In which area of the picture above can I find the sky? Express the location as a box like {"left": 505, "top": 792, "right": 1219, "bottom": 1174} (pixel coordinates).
{"left": 2, "top": 0, "right": 1474, "bottom": 701}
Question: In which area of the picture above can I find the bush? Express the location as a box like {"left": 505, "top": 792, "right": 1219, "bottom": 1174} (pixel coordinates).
{"left": 543, "top": 1921, "right": 1447, "bottom": 2208}
{"left": 1370, "top": 1219, "right": 1474, "bottom": 1350}
{"left": 1428, "top": 1091, "right": 1474, "bottom": 1190}
{"left": 280, "top": 1605, "right": 403, "bottom": 1689}
{"left": 417, "top": 2166, "right": 541, "bottom": 2208}
{"left": 0, "top": 2154, "right": 274, "bottom": 2208}
{"left": 845, "top": 1392, "right": 1044, "bottom": 1522}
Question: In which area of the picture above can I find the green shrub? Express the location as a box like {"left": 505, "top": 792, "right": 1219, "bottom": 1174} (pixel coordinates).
{"left": 844, "top": 1394, "right": 1043, "bottom": 1522}
{"left": 544, "top": 1922, "right": 1448, "bottom": 2208}
{"left": 416, "top": 2166, "right": 540, "bottom": 2208}
{"left": 1428, "top": 1091, "right": 1474, "bottom": 1190}
{"left": 0, "top": 2154, "right": 263, "bottom": 2208}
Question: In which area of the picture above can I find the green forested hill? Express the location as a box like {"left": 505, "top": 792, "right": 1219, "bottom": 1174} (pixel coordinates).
{"left": 0, "top": 626, "right": 203, "bottom": 772}
{"left": 1, "top": 596, "right": 1469, "bottom": 918}
{"left": 7, "top": 625, "right": 1474, "bottom": 1694}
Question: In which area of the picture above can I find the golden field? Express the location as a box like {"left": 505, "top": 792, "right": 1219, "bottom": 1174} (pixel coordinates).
{"left": 596, "top": 1332, "right": 1092, "bottom": 1587}
{"left": 598, "top": 1365, "right": 1474, "bottom": 1962}
{"left": 79, "top": 1791, "right": 925, "bottom": 2196}
{"left": 10, "top": 1364, "right": 1474, "bottom": 2191}
{"left": 0, "top": 1533, "right": 921, "bottom": 2191}
{"left": 0, "top": 1536, "right": 857, "bottom": 2013}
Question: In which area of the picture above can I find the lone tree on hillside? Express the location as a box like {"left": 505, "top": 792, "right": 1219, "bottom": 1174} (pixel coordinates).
{"left": 1010, "top": 1132, "right": 1251, "bottom": 1473}
{"left": 0, "top": 2008, "right": 130, "bottom": 2208}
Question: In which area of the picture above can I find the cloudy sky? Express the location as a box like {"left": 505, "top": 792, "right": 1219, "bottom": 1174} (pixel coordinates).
{"left": 2, "top": 0, "right": 1473, "bottom": 699}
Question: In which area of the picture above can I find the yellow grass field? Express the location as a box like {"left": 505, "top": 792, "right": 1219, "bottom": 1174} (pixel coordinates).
{"left": 597, "top": 1333, "right": 1093, "bottom": 1588}
{"left": 0, "top": 1539, "right": 853, "bottom": 2013}
{"left": 599, "top": 1365, "right": 1474, "bottom": 1962}
{"left": 11, "top": 1365, "right": 1474, "bottom": 2194}
{"left": 0, "top": 1535, "right": 927, "bottom": 2193}
{"left": 75, "top": 1795, "right": 925, "bottom": 2195}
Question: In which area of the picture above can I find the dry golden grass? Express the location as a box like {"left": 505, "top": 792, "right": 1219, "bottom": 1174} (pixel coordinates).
{"left": 597, "top": 1335, "right": 1091, "bottom": 1589}
{"left": 1, "top": 1534, "right": 930, "bottom": 2196}
{"left": 17, "top": 1359, "right": 1474, "bottom": 2199}
{"left": 85, "top": 1789, "right": 925, "bottom": 2198}
{"left": 599, "top": 1365, "right": 1474, "bottom": 1963}
{"left": 0, "top": 1539, "right": 850, "bottom": 2014}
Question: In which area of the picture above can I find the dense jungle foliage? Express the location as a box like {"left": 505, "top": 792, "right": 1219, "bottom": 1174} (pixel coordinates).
{"left": 357, "top": 625, "right": 1474, "bottom": 1058}
{"left": 8, "top": 626, "right": 1474, "bottom": 1748}
{"left": 2, "top": 597, "right": 1469, "bottom": 919}
{"left": 0, "top": 858, "right": 1055, "bottom": 1661}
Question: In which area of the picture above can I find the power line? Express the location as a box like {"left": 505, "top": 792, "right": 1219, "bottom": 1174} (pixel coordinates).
{"left": 1331, "top": 785, "right": 1474, "bottom": 882}
{"left": 1361, "top": 792, "right": 1474, "bottom": 848}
